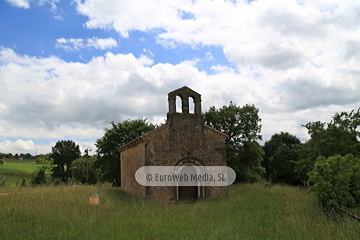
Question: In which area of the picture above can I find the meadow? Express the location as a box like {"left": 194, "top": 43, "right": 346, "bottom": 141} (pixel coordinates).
{"left": 1, "top": 183, "right": 359, "bottom": 240}
{"left": 0, "top": 159, "right": 35, "bottom": 186}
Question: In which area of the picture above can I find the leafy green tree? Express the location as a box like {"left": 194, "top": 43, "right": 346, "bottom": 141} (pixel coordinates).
{"left": 204, "top": 102, "right": 264, "bottom": 182}
{"left": 294, "top": 108, "right": 360, "bottom": 182}
{"left": 293, "top": 139, "right": 318, "bottom": 183}
{"left": 95, "top": 119, "right": 156, "bottom": 187}
{"left": 50, "top": 140, "right": 81, "bottom": 183}
{"left": 0, "top": 159, "right": 4, "bottom": 165}
{"left": 236, "top": 141, "right": 265, "bottom": 182}
{"left": 309, "top": 154, "right": 360, "bottom": 209}
{"left": 263, "top": 132, "right": 301, "bottom": 184}
{"left": 303, "top": 110, "right": 360, "bottom": 158}
{"left": 72, "top": 156, "right": 98, "bottom": 184}
{"left": 35, "top": 154, "right": 49, "bottom": 164}
{"left": 204, "top": 102, "right": 262, "bottom": 145}
{"left": 31, "top": 154, "right": 54, "bottom": 185}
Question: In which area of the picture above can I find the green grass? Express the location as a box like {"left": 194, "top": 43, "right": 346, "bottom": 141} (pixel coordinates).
{"left": 0, "top": 184, "right": 359, "bottom": 240}
{"left": 0, "top": 159, "right": 35, "bottom": 185}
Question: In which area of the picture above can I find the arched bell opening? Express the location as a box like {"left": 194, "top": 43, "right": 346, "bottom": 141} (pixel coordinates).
{"left": 189, "top": 96, "right": 195, "bottom": 114}
{"left": 176, "top": 95, "right": 182, "bottom": 113}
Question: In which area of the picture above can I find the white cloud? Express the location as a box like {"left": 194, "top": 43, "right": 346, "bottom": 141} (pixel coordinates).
{"left": 5, "top": 0, "right": 30, "bottom": 8}
{"left": 205, "top": 52, "right": 214, "bottom": 61}
{"left": 210, "top": 65, "right": 236, "bottom": 74}
{"left": 0, "top": 120, "right": 104, "bottom": 140}
{"left": 0, "top": 48, "right": 170, "bottom": 147}
{"left": 180, "top": 58, "right": 200, "bottom": 67}
{"left": 0, "top": 139, "right": 97, "bottom": 155}
{"left": 5, "top": 0, "right": 360, "bottom": 155}
{"left": 1, "top": 41, "right": 360, "bottom": 155}
{"left": 56, "top": 37, "right": 118, "bottom": 51}
{"left": 5, "top": 0, "right": 63, "bottom": 20}
{"left": 74, "top": 0, "right": 181, "bottom": 37}
{"left": 143, "top": 48, "right": 155, "bottom": 57}
{"left": 73, "top": 0, "right": 360, "bottom": 72}
{"left": 86, "top": 37, "right": 118, "bottom": 50}
{"left": 0, "top": 139, "right": 35, "bottom": 154}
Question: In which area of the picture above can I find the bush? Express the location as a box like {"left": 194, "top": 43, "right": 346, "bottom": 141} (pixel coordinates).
{"left": 31, "top": 154, "right": 54, "bottom": 185}
{"left": 236, "top": 165, "right": 264, "bottom": 183}
{"left": 31, "top": 167, "right": 48, "bottom": 185}
{"left": 0, "top": 159, "right": 4, "bottom": 165}
{"left": 309, "top": 154, "right": 360, "bottom": 209}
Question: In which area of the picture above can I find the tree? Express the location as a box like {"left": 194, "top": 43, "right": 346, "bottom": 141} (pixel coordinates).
{"left": 72, "top": 156, "right": 98, "bottom": 184}
{"left": 50, "top": 140, "right": 81, "bottom": 183}
{"left": 236, "top": 141, "right": 265, "bottom": 183}
{"left": 263, "top": 132, "right": 301, "bottom": 185}
{"left": 294, "top": 108, "right": 360, "bottom": 183}
{"left": 95, "top": 119, "right": 156, "bottom": 187}
{"left": 204, "top": 102, "right": 264, "bottom": 182}
{"left": 31, "top": 154, "right": 54, "bottom": 185}
{"left": 204, "top": 102, "right": 262, "bottom": 145}
{"left": 309, "top": 154, "right": 360, "bottom": 209}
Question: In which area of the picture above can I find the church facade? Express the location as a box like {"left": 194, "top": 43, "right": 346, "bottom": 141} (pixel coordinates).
{"left": 119, "top": 86, "right": 228, "bottom": 201}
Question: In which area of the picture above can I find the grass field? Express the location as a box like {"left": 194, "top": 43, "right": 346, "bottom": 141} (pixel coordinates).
{"left": 0, "top": 159, "right": 35, "bottom": 186}
{"left": 0, "top": 184, "right": 359, "bottom": 240}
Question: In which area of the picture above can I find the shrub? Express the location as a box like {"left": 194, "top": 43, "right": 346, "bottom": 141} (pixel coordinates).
{"left": 31, "top": 154, "right": 54, "bottom": 185}
{"left": 31, "top": 167, "right": 48, "bottom": 185}
{"left": 0, "top": 159, "right": 4, "bottom": 165}
{"left": 236, "top": 165, "right": 264, "bottom": 183}
{"left": 309, "top": 154, "right": 360, "bottom": 209}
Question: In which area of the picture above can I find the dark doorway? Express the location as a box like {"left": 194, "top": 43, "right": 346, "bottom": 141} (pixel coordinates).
{"left": 179, "top": 185, "right": 197, "bottom": 201}
{"left": 178, "top": 166, "right": 198, "bottom": 201}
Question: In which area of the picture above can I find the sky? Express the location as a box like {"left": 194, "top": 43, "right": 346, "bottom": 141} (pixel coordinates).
{"left": 1, "top": 0, "right": 360, "bottom": 155}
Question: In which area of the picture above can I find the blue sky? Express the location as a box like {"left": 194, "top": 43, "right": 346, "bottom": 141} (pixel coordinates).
{"left": 1, "top": 0, "right": 360, "bottom": 155}
{"left": 0, "top": 1, "right": 231, "bottom": 71}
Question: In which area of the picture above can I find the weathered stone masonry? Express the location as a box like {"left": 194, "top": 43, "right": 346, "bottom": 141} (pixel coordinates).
{"left": 119, "top": 86, "right": 228, "bottom": 201}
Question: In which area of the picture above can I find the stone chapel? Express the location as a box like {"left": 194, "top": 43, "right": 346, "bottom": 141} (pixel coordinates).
{"left": 119, "top": 86, "right": 228, "bottom": 201}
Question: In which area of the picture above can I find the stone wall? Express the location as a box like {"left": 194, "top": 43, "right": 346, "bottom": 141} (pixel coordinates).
{"left": 121, "top": 142, "right": 146, "bottom": 198}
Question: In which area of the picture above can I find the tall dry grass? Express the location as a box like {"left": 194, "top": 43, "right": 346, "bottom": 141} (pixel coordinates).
{"left": 0, "top": 184, "right": 359, "bottom": 239}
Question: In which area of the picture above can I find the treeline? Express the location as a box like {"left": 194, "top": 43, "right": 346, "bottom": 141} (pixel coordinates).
{"left": 28, "top": 103, "right": 360, "bottom": 211}
{"left": 0, "top": 152, "right": 37, "bottom": 159}
{"left": 206, "top": 103, "right": 360, "bottom": 210}
{"left": 31, "top": 120, "right": 156, "bottom": 187}
{"left": 31, "top": 141, "right": 99, "bottom": 185}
